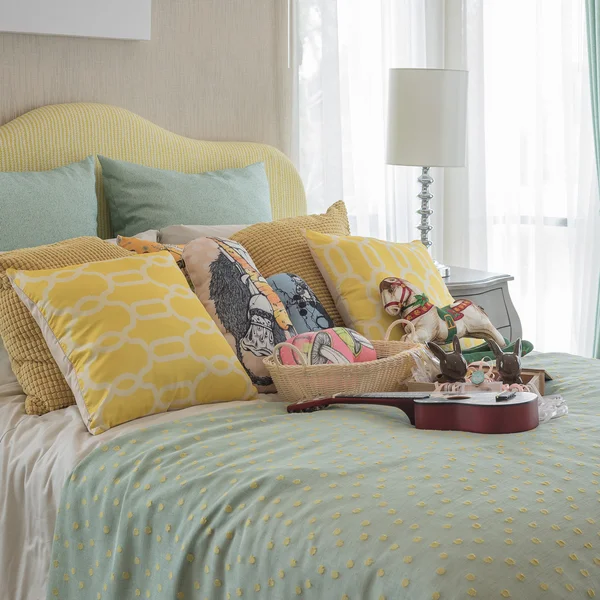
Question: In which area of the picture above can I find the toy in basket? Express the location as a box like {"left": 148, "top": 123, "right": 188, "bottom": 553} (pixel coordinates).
{"left": 263, "top": 320, "right": 429, "bottom": 404}
{"left": 275, "top": 327, "right": 376, "bottom": 366}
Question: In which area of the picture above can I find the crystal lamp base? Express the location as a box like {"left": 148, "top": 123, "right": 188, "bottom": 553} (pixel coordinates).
{"left": 417, "top": 166, "right": 450, "bottom": 278}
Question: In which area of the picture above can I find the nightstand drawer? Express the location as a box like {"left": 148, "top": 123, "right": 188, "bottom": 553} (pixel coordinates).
{"left": 446, "top": 266, "right": 522, "bottom": 342}
{"left": 456, "top": 287, "right": 511, "bottom": 330}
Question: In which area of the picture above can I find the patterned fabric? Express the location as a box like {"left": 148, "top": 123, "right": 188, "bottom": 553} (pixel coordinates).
{"left": 184, "top": 237, "right": 296, "bottom": 393}
{"left": 277, "top": 327, "right": 376, "bottom": 366}
{"left": 99, "top": 158, "right": 272, "bottom": 237}
{"left": 231, "top": 201, "right": 350, "bottom": 327}
{"left": 0, "top": 103, "right": 307, "bottom": 238}
{"left": 267, "top": 273, "right": 334, "bottom": 333}
{"left": 8, "top": 252, "right": 255, "bottom": 434}
{"left": 0, "top": 156, "right": 98, "bottom": 252}
{"left": 47, "top": 352, "right": 600, "bottom": 600}
{"left": 305, "top": 231, "right": 454, "bottom": 340}
{"left": 116, "top": 236, "right": 185, "bottom": 263}
{"left": 0, "top": 237, "right": 131, "bottom": 415}
{"left": 116, "top": 236, "right": 193, "bottom": 290}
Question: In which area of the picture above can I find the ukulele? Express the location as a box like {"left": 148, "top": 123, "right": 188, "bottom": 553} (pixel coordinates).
{"left": 287, "top": 391, "right": 539, "bottom": 434}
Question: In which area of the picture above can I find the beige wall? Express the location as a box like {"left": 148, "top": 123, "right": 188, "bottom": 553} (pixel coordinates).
{"left": 0, "top": 0, "right": 291, "bottom": 151}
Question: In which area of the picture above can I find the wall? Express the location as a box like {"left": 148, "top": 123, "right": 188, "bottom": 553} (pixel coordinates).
{"left": 0, "top": 0, "right": 291, "bottom": 151}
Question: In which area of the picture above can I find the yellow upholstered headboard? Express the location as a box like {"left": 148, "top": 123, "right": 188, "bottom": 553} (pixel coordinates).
{"left": 0, "top": 103, "right": 307, "bottom": 238}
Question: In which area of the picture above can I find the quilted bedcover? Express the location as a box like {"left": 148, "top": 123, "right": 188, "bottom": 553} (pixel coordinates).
{"left": 47, "top": 353, "right": 600, "bottom": 599}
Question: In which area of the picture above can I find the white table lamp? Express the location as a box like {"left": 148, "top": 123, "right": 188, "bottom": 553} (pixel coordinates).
{"left": 387, "top": 68, "right": 468, "bottom": 277}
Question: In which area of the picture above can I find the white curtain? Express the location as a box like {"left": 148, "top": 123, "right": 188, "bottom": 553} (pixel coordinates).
{"left": 296, "top": 0, "right": 440, "bottom": 246}
{"left": 294, "top": 0, "right": 600, "bottom": 356}
{"left": 480, "top": 0, "right": 600, "bottom": 355}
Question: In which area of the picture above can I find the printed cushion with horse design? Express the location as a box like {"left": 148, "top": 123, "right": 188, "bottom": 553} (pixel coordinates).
{"left": 183, "top": 237, "right": 297, "bottom": 392}
{"left": 305, "top": 231, "right": 454, "bottom": 340}
{"left": 8, "top": 252, "right": 256, "bottom": 434}
{"left": 267, "top": 273, "right": 334, "bottom": 334}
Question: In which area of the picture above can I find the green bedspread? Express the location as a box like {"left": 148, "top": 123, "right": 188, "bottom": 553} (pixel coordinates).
{"left": 47, "top": 353, "right": 600, "bottom": 599}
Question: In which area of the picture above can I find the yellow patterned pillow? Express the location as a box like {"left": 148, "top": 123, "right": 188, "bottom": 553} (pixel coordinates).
{"left": 8, "top": 252, "right": 256, "bottom": 434}
{"left": 0, "top": 237, "right": 132, "bottom": 415}
{"left": 305, "top": 231, "right": 454, "bottom": 340}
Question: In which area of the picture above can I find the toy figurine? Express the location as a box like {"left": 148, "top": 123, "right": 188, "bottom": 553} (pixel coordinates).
{"left": 487, "top": 338, "right": 523, "bottom": 385}
{"left": 380, "top": 277, "right": 506, "bottom": 347}
{"left": 426, "top": 337, "right": 468, "bottom": 383}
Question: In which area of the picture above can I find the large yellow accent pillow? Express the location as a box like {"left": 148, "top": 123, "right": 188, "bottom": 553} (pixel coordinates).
{"left": 0, "top": 237, "right": 132, "bottom": 415}
{"left": 8, "top": 252, "right": 256, "bottom": 434}
{"left": 231, "top": 201, "right": 350, "bottom": 326}
{"left": 305, "top": 231, "right": 454, "bottom": 340}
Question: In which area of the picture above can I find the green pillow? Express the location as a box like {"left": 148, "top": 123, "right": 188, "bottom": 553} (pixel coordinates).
{"left": 98, "top": 157, "right": 272, "bottom": 237}
{"left": 461, "top": 338, "right": 534, "bottom": 363}
{"left": 0, "top": 157, "right": 98, "bottom": 252}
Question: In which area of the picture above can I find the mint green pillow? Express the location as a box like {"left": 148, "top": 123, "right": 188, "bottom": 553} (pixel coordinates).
{"left": 98, "top": 157, "right": 272, "bottom": 237}
{"left": 0, "top": 157, "right": 98, "bottom": 252}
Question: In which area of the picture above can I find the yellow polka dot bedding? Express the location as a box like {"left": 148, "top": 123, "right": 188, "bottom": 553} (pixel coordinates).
{"left": 47, "top": 353, "right": 600, "bottom": 599}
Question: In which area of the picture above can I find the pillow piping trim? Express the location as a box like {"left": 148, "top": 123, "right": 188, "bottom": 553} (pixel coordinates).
{"left": 8, "top": 277, "right": 91, "bottom": 427}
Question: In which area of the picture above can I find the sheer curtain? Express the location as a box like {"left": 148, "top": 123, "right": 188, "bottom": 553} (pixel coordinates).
{"left": 295, "top": 0, "right": 445, "bottom": 247}
{"left": 480, "top": 0, "right": 600, "bottom": 355}
{"left": 294, "top": 0, "right": 600, "bottom": 356}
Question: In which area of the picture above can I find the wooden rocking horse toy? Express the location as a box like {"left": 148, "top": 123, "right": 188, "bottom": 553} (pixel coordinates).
{"left": 380, "top": 277, "right": 506, "bottom": 347}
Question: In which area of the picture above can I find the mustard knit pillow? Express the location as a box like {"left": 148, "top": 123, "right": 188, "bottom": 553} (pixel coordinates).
{"left": 0, "top": 237, "right": 131, "bottom": 415}
{"left": 231, "top": 201, "right": 350, "bottom": 326}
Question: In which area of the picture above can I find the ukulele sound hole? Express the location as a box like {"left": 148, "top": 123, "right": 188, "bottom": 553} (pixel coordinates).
{"left": 446, "top": 395, "right": 471, "bottom": 400}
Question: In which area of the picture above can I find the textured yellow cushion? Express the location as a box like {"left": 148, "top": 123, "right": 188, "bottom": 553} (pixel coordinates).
{"left": 0, "top": 237, "right": 132, "bottom": 415}
{"left": 231, "top": 201, "right": 350, "bottom": 326}
{"left": 8, "top": 252, "right": 256, "bottom": 434}
{"left": 305, "top": 231, "right": 455, "bottom": 340}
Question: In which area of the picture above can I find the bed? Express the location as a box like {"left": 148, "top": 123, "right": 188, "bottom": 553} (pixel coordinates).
{"left": 1, "top": 104, "right": 599, "bottom": 600}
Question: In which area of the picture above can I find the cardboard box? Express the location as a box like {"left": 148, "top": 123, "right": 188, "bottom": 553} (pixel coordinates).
{"left": 521, "top": 369, "right": 551, "bottom": 396}
{"left": 405, "top": 381, "right": 503, "bottom": 393}
{"left": 406, "top": 368, "right": 551, "bottom": 395}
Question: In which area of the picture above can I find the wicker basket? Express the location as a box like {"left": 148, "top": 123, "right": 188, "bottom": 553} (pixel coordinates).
{"left": 263, "top": 320, "right": 426, "bottom": 404}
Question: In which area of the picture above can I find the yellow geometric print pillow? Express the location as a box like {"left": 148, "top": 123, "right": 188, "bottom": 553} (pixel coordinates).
{"left": 305, "top": 231, "right": 454, "bottom": 340}
{"left": 8, "top": 252, "right": 256, "bottom": 434}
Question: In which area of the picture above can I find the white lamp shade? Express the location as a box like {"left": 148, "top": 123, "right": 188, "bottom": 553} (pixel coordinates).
{"left": 387, "top": 68, "right": 468, "bottom": 168}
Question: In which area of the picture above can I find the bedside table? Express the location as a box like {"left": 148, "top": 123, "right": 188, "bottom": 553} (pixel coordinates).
{"left": 445, "top": 267, "right": 522, "bottom": 342}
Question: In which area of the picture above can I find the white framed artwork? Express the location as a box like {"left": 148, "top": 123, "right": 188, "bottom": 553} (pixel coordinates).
{"left": 0, "top": 0, "right": 151, "bottom": 40}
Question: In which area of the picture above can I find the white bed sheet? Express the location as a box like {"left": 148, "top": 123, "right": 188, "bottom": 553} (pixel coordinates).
{"left": 0, "top": 350, "right": 277, "bottom": 600}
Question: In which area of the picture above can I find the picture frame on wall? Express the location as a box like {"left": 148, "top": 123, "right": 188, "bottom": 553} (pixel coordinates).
{"left": 0, "top": 0, "right": 151, "bottom": 40}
